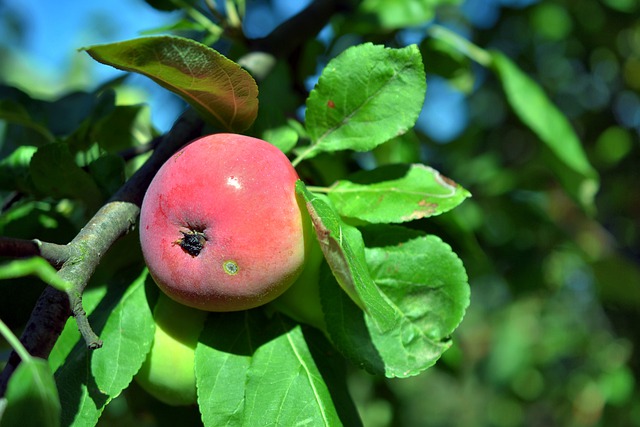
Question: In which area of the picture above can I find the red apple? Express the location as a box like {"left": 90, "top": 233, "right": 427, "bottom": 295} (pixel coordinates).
{"left": 139, "top": 133, "right": 309, "bottom": 311}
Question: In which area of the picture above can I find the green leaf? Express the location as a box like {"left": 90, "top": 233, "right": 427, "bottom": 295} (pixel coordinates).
{"left": 327, "top": 163, "right": 471, "bottom": 223}
{"left": 92, "top": 105, "right": 155, "bottom": 153}
{"left": 196, "top": 311, "right": 359, "bottom": 426}
{"left": 1, "top": 358, "right": 61, "bottom": 427}
{"left": 88, "top": 154, "right": 126, "bottom": 197}
{"left": 490, "top": 51, "right": 599, "bottom": 212}
{"left": 319, "top": 263, "right": 386, "bottom": 375}
{"left": 0, "top": 146, "right": 37, "bottom": 193}
{"left": 196, "top": 311, "right": 256, "bottom": 427}
{"left": 83, "top": 36, "right": 259, "bottom": 132}
{"left": 364, "top": 233, "right": 469, "bottom": 377}
{"left": 0, "top": 99, "right": 55, "bottom": 142}
{"left": 321, "top": 228, "right": 470, "bottom": 378}
{"left": 296, "top": 181, "right": 396, "bottom": 333}
{"left": 359, "top": 0, "right": 462, "bottom": 29}
{"left": 243, "top": 316, "right": 342, "bottom": 427}
{"left": 29, "top": 142, "right": 103, "bottom": 209}
{"left": 303, "top": 43, "right": 426, "bottom": 160}
{"left": 0, "top": 258, "right": 72, "bottom": 293}
{"left": 262, "top": 124, "right": 299, "bottom": 154}
{"left": 49, "top": 286, "right": 108, "bottom": 373}
{"left": 54, "top": 268, "right": 154, "bottom": 427}
{"left": 91, "top": 270, "right": 155, "bottom": 397}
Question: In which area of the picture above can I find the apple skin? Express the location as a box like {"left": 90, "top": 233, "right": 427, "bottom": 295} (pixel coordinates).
{"left": 135, "top": 292, "right": 207, "bottom": 406}
{"left": 139, "top": 133, "right": 308, "bottom": 311}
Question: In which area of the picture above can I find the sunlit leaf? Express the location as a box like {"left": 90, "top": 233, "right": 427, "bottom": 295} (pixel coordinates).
{"left": 54, "top": 268, "right": 154, "bottom": 427}
{"left": 2, "top": 358, "right": 61, "bottom": 427}
{"left": 91, "top": 270, "right": 155, "bottom": 396}
{"left": 196, "top": 311, "right": 253, "bottom": 426}
{"left": 364, "top": 232, "right": 469, "bottom": 377}
{"left": 304, "top": 43, "right": 425, "bottom": 160}
{"left": 49, "top": 286, "right": 108, "bottom": 373}
{"left": 243, "top": 316, "right": 343, "bottom": 426}
{"left": 327, "top": 163, "right": 471, "bottom": 223}
{"left": 196, "top": 311, "right": 358, "bottom": 426}
{"left": 490, "top": 51, "right": 599, "bottom": 212}
{"left": 321, "top": 227, "right": 469, "bottom": 378}
{"left": 83, "top": 36, "right": 258, "bottom": 132}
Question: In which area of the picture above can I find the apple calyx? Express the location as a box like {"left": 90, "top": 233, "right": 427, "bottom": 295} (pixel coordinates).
{"left": 174, "top": 229, "right": 207, "bottom": 257}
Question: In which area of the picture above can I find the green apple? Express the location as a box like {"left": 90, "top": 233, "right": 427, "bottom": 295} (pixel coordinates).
{"left": 135, "top": 292, "right": 207, "bottom": 406}
{"left": 270, "top": 233, "right": 326, "bottom": 331}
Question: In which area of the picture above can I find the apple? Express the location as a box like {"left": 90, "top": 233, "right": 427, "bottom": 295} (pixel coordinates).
{"left": 270, "top": 233, "right": 326, "bottom": 331}
{"left": 139, "top": 133, "right": 310, "bottom": 311}
{"left": 135, "top": 292, "right": 207, "bottom": 406}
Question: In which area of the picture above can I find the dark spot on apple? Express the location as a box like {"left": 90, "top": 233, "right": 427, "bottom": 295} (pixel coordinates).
{"left": 175, "top": 230, "right": 207, "bottom": 257}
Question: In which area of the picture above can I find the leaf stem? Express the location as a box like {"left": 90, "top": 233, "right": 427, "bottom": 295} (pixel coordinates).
{"left": 305, "top": 185, "right": 331, "bottom": 193}
{"left": 292, "top": 145, "right": 317, "bottom": 168}
{"left": 427, "top": 25, "right": 493, "bottom": 67}
{"left": 0, "top": 319, "right": 32, "bottom": 362}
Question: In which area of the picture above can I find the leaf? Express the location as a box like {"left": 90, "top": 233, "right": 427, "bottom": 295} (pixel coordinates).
{"left": 49, "top": 286, "right": 108, "bottom": 373}
{"left": 91, "top": 270, "right": 155, "bottom": 396}
{"left": 1, "top": 358, "right": 61, "bottom": 427}
{"left": 321, "top": 227, "right": 469, "bottom": 378}
{"left": 243, "top": 316, "right": 342, "bottom": 427}
{"left": 0, "top": 258, "right": 72, "bottom": 292}
{"left": 54, "top": 268, "right": 155, "bottom": 427}
{"left": 0, "top": 99, "right": 55, "bottom": 142}
{"left": 0, "top": 146, "right": 37, "bottom": 193}
{"left": 364, "top": 233, "right": 470, "bottom": 377}
{"left": 296, "top": 181, "right": 396, "bottom": 333}
{"left": 196, "top": 311, "right": 357, "bottom": 426}
{"left": 319, "top": 262, "right": 386, "bottom": 375}
{"left": 83, "top": 36, "right": 259, "bottom": 132}
{"left": 88, "top": 154, "right": 126, "bottom": 198}
{"left": 92, "top": 104, "right": 155, "bottom": 154}
{"left": 29, "top": 142, "right": 103, "bottom": 209}
{"left": 490, "top": 51, "right": 599, "bottom": 212}
{"left": 304, "top": 43, "right": 426, "bottom": 159}
{"left": 327, "top": 163, "right": 471, "bottom": 223}
{"left": 359, "top": 0, "right": 462, "bottom": 29}
{"left": 196, "top": 311, "right": 256, "bottom": 427}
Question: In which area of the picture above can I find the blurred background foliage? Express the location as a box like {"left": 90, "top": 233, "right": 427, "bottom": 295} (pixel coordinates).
{"left": 1, "top": 0, "right": 639, "bottom": 426}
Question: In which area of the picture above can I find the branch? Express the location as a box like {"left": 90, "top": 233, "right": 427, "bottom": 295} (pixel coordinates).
{"left": 249, "top": 0, "right": 347, "bottom": 57}
{"left": 0, "top": 109, "right": 203, "bottom": 397}
{"left": 0, "top": 237, "right": 72, "bottom": 268}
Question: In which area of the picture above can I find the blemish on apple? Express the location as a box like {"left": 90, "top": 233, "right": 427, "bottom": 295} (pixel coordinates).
{"left": 223, "top": 260, "right": 239, "bottom": 275}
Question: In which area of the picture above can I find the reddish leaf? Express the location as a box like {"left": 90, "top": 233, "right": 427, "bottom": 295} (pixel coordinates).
{"left": 84, "top": 36, "right": 258, "bottom": 132}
